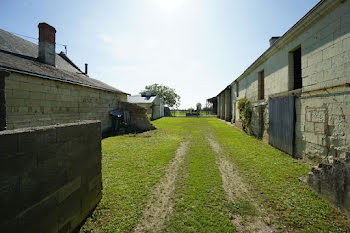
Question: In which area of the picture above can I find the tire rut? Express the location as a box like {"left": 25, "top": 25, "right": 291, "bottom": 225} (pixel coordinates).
{"left": 133, "top": 140, "right": 190, "bottom": 233}
{"left": 207, "top": 135, "right": 276, "bottom": 233}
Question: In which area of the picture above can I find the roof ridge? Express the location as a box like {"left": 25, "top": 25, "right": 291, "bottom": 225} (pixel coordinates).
{"left": 58, "top": 51, "right": 83, "bottom": 73}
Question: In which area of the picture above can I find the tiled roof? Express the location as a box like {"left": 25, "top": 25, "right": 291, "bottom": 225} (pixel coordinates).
{"left": 0, "top": 29, "right": 126, "bottom": 94}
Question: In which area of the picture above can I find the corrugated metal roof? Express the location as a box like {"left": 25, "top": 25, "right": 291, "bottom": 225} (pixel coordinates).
{"left": 0, "top": 29, "right": 127, "bottom": 94}
{"left": 127, "top": 95, "right": 157, "bottom": 104}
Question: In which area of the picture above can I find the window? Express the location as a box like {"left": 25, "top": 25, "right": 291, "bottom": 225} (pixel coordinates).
{"left": 236, "top": 82, "right": 239, "bottom": 97}
{"left": 258, "top": 70, "right": 264, "bottom": 100}
{"left": 291, "top": 47, "right": 302, "bottom": 90}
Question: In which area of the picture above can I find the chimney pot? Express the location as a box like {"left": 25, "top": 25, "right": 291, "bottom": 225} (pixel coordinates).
{"left": 38, "top": 22, "right": 56, "bottom": 66}
{"left": 84, "top": 63, "right": 88, "bottom": 75}
{"left": 269, "top": 36, "right": 280, "bottom": 47}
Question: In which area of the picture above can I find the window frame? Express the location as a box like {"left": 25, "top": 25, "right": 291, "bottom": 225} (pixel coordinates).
{"left": 258, "top": 70, "right": 265, "bottom": 100}
{"left": 288, "top": 46, "right": 302, "bottom": 91}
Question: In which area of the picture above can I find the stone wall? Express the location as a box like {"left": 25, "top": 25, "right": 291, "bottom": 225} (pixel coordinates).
{"left": 134, "top": 103, "right": 152, "bottom": 114}
{"left": 121, "top": 101, "right": 155, "bottom": 132}
{"left": 307, "top": 155, "right": 350, "bottom": 216}
{"left": 224, "top": 88, "right": 231, "bottom": 121}
{"left": 217, "top": 90, "right": 228, "bottom": 121}
{"left": 4, "top": 72, "right": 127, "bottom": 133}
{"left": 296, "top": 87, "right": 350, "bottom": 160}
{"left": 0, "top": 121, "right": 102, "bottom": 233}
{"left": 218, "top": 92, "right": 223, "bottom": 119}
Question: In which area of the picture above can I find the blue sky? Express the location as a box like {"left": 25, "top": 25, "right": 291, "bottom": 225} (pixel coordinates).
{"left": 1, "top": 0, "right": 319, "bottom": 108}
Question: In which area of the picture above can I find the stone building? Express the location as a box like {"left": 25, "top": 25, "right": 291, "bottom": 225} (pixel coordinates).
{"left": 215, "top": 0, "right": 350, "bottom": 161}
{"left": 0, "top": 23, "right": 153, "bottom": 133}
{"left": 127, "top": 93, "right": 165, "bottom": 120}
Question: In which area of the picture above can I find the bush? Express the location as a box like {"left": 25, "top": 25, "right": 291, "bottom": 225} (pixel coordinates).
{"left": 237, "top": 97, "right": 252, "bottom": 132}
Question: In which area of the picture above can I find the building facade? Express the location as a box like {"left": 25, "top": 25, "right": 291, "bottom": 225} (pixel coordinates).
{"left": 215, "top": 0, "right": 350, "bottom": 161}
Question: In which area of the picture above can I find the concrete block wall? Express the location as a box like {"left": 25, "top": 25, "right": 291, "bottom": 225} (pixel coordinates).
{"left": 302, "top": 2, "right": 350, "bottom": 92}
{"left": 4, "top": 72, "right": 127, "bottom": 133}
{"left": 0, "top": 121, "right": 102, "bottom": 233}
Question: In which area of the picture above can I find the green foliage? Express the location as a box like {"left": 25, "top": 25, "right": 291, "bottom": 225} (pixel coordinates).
{"left": 141, "top": 83, "right": 180, "bottom": 108}
{"left": 237, "top": 97, "right": 252, "bottom": 132}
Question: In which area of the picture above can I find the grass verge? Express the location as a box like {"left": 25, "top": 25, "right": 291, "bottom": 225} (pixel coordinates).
{"left": 209, "top": 119, "right": 350, "bottom": 232}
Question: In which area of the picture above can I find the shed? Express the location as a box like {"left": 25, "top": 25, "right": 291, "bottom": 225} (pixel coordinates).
{"left": 127, "top": 94, "right": 164, "bottom": 120}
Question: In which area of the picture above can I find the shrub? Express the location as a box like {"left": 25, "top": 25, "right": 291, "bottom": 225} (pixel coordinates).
{"left": 237, "top": 97, "right": 252, "bottom": 132}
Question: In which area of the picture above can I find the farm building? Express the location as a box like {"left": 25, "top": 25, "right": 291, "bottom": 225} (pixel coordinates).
{"left": 206, "top": 96, "right": 217, "bottom": 115}
{"left": 215, "top": 0, "right": 350, "bottom": 161}
{"left": 0, "top": 23, "right": 154, "bottom": 134}
{"left": 127, "top": 93, "right": 164, "bottom": 120}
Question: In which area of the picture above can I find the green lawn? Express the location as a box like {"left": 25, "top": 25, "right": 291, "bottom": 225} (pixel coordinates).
{"left": 172, "top": 111, "right": 186, "bottom": 117}
{"left": 172, "top": 111, "right": 215, "bottom": 117}
{"left": 81, "top": 118, "right": 350, "bottom": 232}
{"left": 208, "top": 119, "right": 350, "bottom": 232}
{"left": 81, "top": 126, "right": 184, "bottom": 232}
{"left": 162, "top": 120, "right": 235, "bottom": 232}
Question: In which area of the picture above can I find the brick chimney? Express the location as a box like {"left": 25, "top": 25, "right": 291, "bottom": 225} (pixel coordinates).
{"left": 269, "top": 36, "right": 280, "bottom": 47}
{"left": 38, "top": 23, "right": 56, "bottom": 66}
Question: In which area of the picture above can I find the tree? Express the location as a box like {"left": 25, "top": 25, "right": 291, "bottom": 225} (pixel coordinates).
{"left": 196, "top": 102, "right": 202, "bottom": 111}
{"left": 141, "top": 84, "right": 180, "bottom": 108}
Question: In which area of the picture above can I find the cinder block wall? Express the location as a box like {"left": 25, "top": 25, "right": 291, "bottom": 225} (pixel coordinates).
{"left": 4, "top": 72, "right": 127, "bottom": 133}
{"left": 232, "top": 0, "right": 350, "bottom": 159}
{"left": 0, "top": 121, "right": 102, "bottom": 233}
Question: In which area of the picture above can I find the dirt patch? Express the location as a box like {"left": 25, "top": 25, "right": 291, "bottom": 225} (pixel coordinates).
{"left": 207, "top": 135, "right": 276, "bottom": 233}
{"left": 134, "top": 141, "right": 190, "bottom": 233}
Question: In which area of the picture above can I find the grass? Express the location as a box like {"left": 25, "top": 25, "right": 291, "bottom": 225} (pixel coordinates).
{"left": 81, "top": 117, "right": 350, "bottom": 232}
{"left": 163, "top": 120, "right": 235, "bottom": 232}
{"left": 208, "top": 119, "right": 350, "bottom": 232}
{"left": 172, "top": 111, "right": 215, "bottom": 117}
{"left": 228, "top": 200, "right": 258, "bottom": 217}
{"left": 172, "top": 111, "right": 186, "bottom": 117}
{"left": 80, "top": 127, "right": 184, "bottom": 232}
